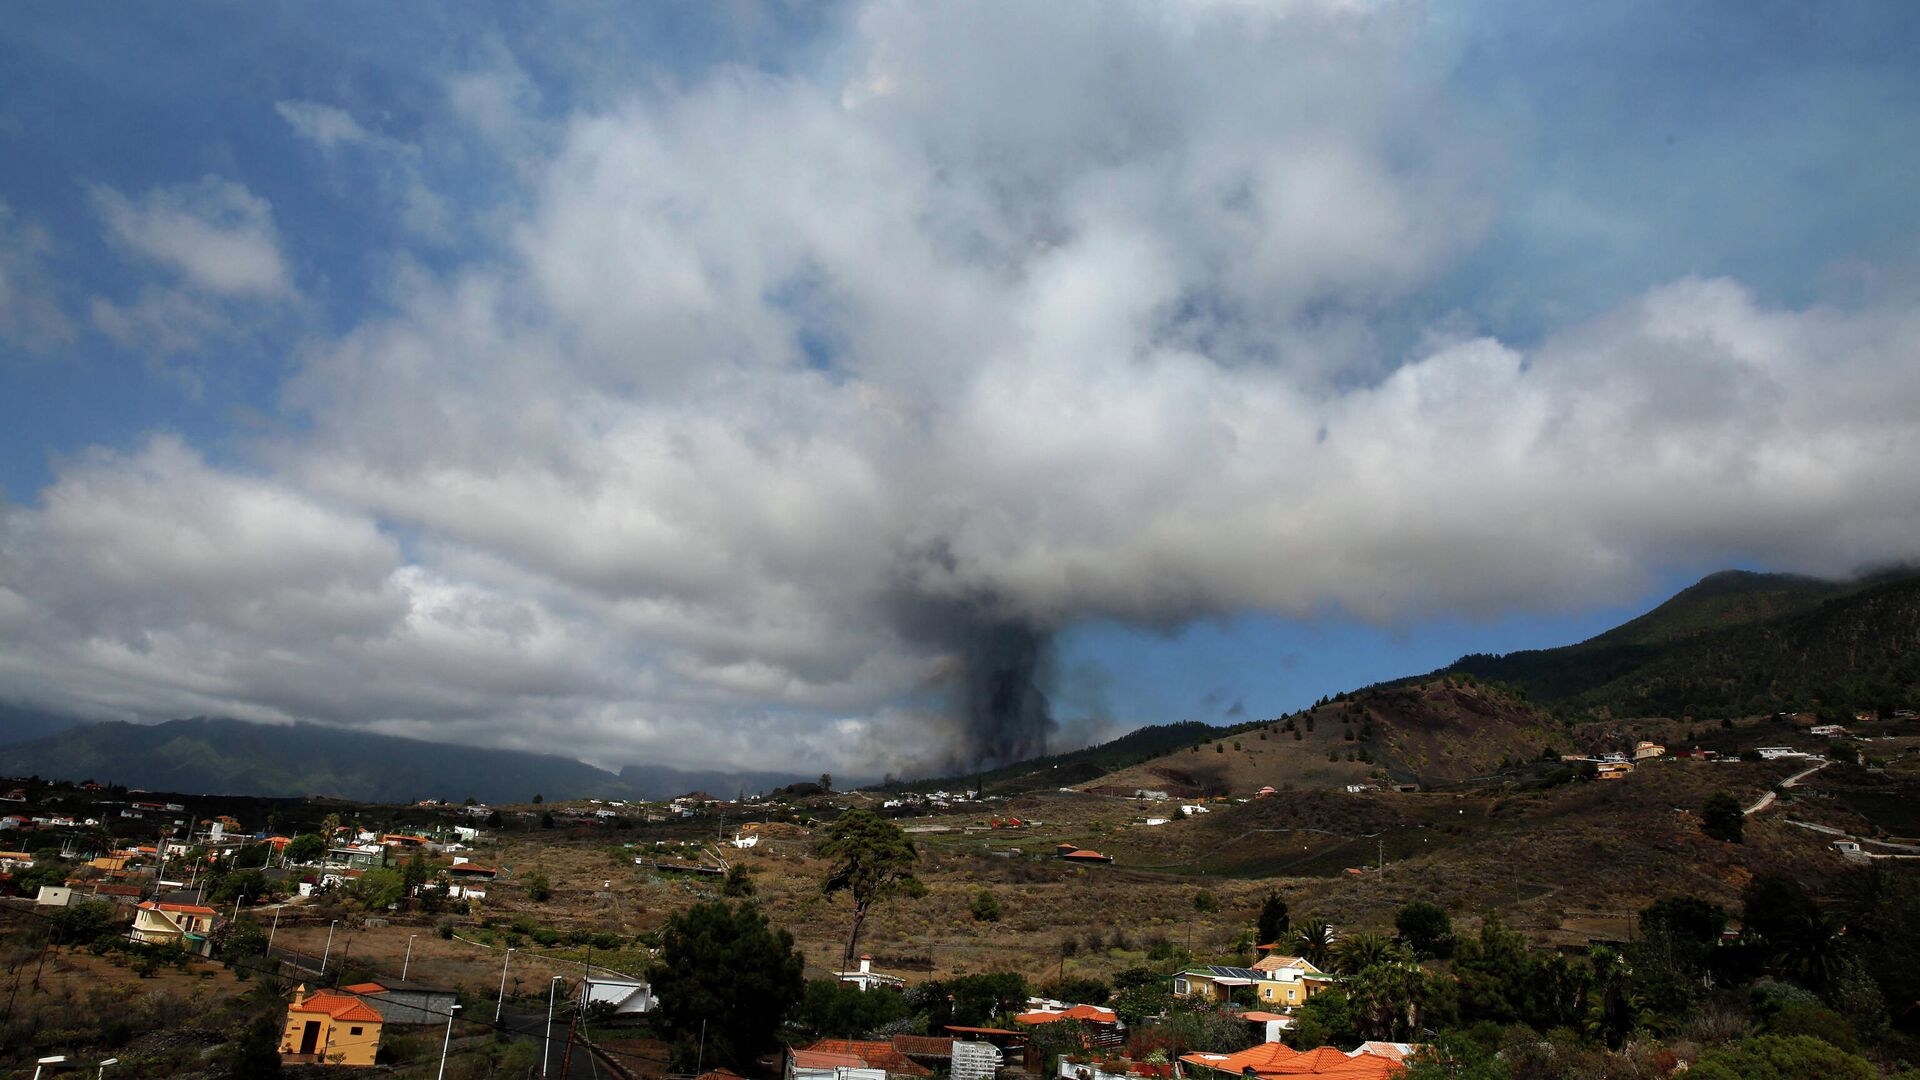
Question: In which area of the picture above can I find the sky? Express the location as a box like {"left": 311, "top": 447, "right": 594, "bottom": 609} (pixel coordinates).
{"left": 2, "top": 1, "right": 1919, "bottom": 777}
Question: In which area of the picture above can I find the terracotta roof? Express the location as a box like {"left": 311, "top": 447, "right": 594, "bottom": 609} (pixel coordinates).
{"left": 791, "top": 1050, "right": 872, "bottom": 1071}
{"left": 1179, "top": 1043, "right": 1401, "bottom": 1078}
{"left": 804, "top": 1039, "right": 932, "bottom": 1075}
{"left": 291, "top": 990, "right": 384, "bottom": 1025}
{"left": 696, "top": 1070, "right": 749, "bottom": 1080}
{"left": 891, "top": 1035, "right": 953, "bottom": 1058}
{"left": 342, "top": 982, "right": 389, "bottom": 995}
{"left": 1018, "top": 1004, "right": 1119, "bottom": 1025}
{"left": 1252, "top": 955, "right": 1316, "bottom": 973}
{"left": 92, "top": 884, "right": 143, "bottom": 896}
{"left": 1348, "top": 1044, "right": 1423, "bottom": 1065}
{"left": 1239, "top": 1011, "right": 1292, "bottom": 1022}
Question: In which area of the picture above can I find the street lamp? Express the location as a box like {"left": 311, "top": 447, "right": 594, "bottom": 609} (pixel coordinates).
{"left": 32, "top": 1056, "right": 67, "bottom": 1080}
{"left": 403, "top": 934, "right": 417, "bottom": 981}
{"left": 321, "top": 919, "right": 339, "bottom": 974}
{"left": 544, "top": 975, "right": 565, "bottom": 1077}
{"left": 267, "top": 905, "right": 281, "bottom": 954}
{"left": 96, "top": 1058, "right": 118, "bottom": 1079}
{"left": 436, "top": 1004, "right": 462, "bottom": 1080}
{"left": 495, "top": 947, "right": 515, "bottom": 1021}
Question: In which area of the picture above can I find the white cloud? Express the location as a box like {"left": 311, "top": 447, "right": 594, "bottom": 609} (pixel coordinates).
{"left": 274, "top": 100, "right": 372, "bottom": 150}
{"left": 6, "top": 1, "right": 1920, "bottom": 774}
{"left": 90, "top": 176, "right": 292, "bottom": 297}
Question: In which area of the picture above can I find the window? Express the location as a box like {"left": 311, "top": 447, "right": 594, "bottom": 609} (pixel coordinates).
{"left": 350, "top": 1027, "right": 363, "bottom": 1035}
{"left": 1173, "top": 979, "right": 1189, "bottom": 995}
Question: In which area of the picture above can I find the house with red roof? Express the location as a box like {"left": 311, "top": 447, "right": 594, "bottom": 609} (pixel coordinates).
{"left": 789, "top": 1047, "right": 887, "bottom": 1080}
{"left": 800, "top": 1039, "right": 931, "bottom": 1077}
{"left": 280, "top": 985, "right": 384, "bottom": 1066}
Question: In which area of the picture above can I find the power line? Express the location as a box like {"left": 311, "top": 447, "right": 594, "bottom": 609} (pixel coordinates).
{"left": 0, "top": 901, "right": 669, "bottom": 1073}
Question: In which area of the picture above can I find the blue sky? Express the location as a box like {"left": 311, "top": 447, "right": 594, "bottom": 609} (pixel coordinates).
{"left": 2, "top": 2, "right": 1918, "bottom": 773}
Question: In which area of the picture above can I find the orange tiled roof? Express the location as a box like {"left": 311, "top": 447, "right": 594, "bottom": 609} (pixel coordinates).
{"left": 1181, "top": 1043, "right": 1401, "bottom": 1078}
{"left": 891, "top": 1036, "right": 953, "bottom": 1058}
{"left": 804, "top": 1039, "right": 931, "bottom": 1075}
{"left": 791, "top": 1050, "right": 871, "bottom": 1071}
{"left": 291, "top": 990, "right": 384, "bottom": 1024}
{"left": 342, "top": 982, "right": 389, "bottom": 995}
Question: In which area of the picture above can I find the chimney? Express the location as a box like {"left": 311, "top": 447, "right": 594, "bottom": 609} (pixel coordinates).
{"left": 293, "top": 984, "right": 308, "bottom": 1007}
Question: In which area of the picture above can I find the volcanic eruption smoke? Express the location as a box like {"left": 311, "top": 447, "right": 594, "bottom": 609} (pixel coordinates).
{"left": 956, "top": 619, "right": 1056, "bottom": 766}
{"left": 891, "top": 581, "right": 1059, "bottom": 767}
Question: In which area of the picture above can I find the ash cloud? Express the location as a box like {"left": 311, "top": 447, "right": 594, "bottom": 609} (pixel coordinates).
{"left": 4, "top": 2, "right": 1920, "bottom": 778}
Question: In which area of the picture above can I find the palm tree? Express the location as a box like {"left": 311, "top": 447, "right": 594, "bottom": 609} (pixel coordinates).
{"left": 1771, "top": 906, "right": 1848, "bottom": 990}
{"left": 1293, "top": 919, "right": 1336, "bottom": 968}
{"left": 1332, "top": 932, "right": 1403, "bottom": 975}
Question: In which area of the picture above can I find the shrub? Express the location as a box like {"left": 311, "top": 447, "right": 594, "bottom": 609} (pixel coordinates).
{"left": 526, "top": 872, "right": 553, "bottom": 902}
{"left": 970, "top": 888, "right": 1002, "bottom": 922}
{"left": 1700, "top": 792, "right": 1744, "bottom": 843}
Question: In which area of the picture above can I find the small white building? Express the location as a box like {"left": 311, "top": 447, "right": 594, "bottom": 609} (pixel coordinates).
{"left": 1809, "top": 725, "right": 1848, "bottom": 738}
{"left": 581, "top": 975, "right": 656, "bottom": 1015}
{"left": 835, "top": 955, "right": 906, "bottom": 992}
{"left": 1755, "top": 747, "right": 1805, "bottom": 760}
{"left": 34, "top": 885, "right": 76, "bottom": 907}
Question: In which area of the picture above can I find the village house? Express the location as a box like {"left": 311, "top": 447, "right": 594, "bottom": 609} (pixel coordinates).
{"left": 0, "top": 850, "right": 35, "bottom": 870}
{"left": 1178, "top": 1042, "right": 1406, "bottom": 1079}
{"left": 1014, "top": 1003, "right": 1124, "bottom": 1049}
{"left": 280, "top": 985, "right": 383, "bottom": 1066}
{"left": 1809, "top": 724, "right": 1848, "bottom": 738}
{"left": 1632, "top": 741, "right": 1665, "bottom": 761}
{"left": 799, "top": 1039, "right": 932, "bottom": 1078}
{"left": 788, "top": 1048, "right": 888, "bottom": 1080}
{"left": 837, "top": 955, "right": 908, "bottom": 992}
{"left": 132, "top": 899, "right": 220, "bottom": 956}
{"left": 1250, "top": 952, "right": 1334, "bottom": 1008}
{"left": 1172, "top": 966, "right": 1264, "bottom": 1004}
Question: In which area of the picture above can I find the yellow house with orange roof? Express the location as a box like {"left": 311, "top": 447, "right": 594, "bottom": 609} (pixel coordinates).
{"left": 280, "top": 985, "right": 384, "bottom": 1066}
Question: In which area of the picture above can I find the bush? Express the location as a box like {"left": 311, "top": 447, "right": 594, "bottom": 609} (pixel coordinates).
{"left": 526, "top": 871, "right": 553, "bottom": 902}
{"left": 1700, "top": 792, "right": 1744, "bottom": 843}
{"left": 1394, "top": 901, "right": 1454, "bottom": 959}
{"left": 970, "top": 888, "right": 1002, "bottom": 922}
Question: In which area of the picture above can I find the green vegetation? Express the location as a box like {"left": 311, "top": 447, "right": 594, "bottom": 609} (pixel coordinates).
{"left": 647, "top": 900, "right": 805, "bottom": 1070}
{"left": 1700, "top": 791, "right": 1744, "bottom": 843}
{"left": 1446, "top": 568, "right": 1920, "bottom": 718}
{"left": 819, "top": 809, "right": 925, "bottom": 972}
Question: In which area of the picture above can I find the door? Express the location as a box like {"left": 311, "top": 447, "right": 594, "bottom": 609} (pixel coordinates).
{"left": 299, "top": 1020, "right": 321, "bottom": 1055}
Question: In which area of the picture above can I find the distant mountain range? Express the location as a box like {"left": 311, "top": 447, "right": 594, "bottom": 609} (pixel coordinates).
{"left": 0, "top": 716, "right": 808, "bottom": 803}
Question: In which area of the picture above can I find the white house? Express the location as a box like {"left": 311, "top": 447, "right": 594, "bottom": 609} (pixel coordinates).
{"left": 581, "top": 975, "right": 656, "bottom": 1015}
{"left": 1809, "top": 725, "right": 1848, "bottom": 738}
{"left": 835, "top": 955, "right": 906, "bottom": 992}
{"left": 34, "top": 885, "right": 76, "bottom": 907}
{"left": 1755, "top": 747, "right": 1805, "bottom": 760}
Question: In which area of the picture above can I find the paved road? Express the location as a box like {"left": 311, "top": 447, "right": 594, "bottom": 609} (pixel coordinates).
{"left": 1744, "top": 759, "right": 1831, "bottom": 815}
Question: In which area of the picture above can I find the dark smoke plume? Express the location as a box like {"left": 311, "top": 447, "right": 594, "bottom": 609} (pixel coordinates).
{"left": 954, "top": 618, "right": 1055, "bottom": 766}
{"left": 887, "top": 569, "right": 1058, "bottom": 767}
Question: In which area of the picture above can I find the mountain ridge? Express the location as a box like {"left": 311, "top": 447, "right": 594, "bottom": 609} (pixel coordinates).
{"left": 0, "top": 716, "right": 812, "bottom": 803}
